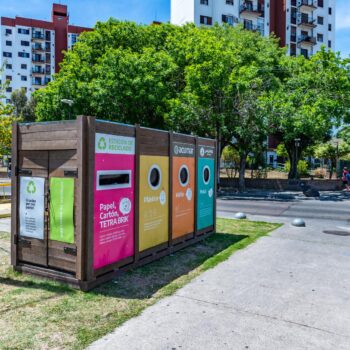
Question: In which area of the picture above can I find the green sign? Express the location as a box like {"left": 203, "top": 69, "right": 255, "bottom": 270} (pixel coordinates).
{"left": 50, "top": 177, "right": 75, "bottom": 244}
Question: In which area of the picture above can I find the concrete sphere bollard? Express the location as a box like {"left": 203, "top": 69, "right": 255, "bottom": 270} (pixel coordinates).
{"left": 292, "top": 218, "right": 306, "bottom": 227}
{"left": 235, "top": 212, "right": 247, "bottom": 220}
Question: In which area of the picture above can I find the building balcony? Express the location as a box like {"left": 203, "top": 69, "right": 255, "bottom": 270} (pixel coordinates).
{"left": 297, "top": 17, "right": 317, "bottom": 29}
{"left": 32, "top": 67, "right": 45, "bottom": 75}
{"left": 32, "top": 33, "right": 45, "bottom": 41}
{"left": 32, "top": 57, "right": 45, "bottom": 63}
{"left": 298, "top": 0, "right": 317, "bottom": 12}
{"left": 298, "top": 35, "right": 316, "bottom": 46}
{"left": 240, "top": 3, "right": 264, "bottom": 18}
{"left": 243, "top": 22, "right": 264, "bottom": 35}
{"left": 32, "top": 45, "right": 45, "bottom": 52}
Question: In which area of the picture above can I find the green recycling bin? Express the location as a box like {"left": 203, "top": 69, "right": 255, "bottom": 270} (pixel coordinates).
{"left": 196, "top": 142, "right": 215, "bottom": 232}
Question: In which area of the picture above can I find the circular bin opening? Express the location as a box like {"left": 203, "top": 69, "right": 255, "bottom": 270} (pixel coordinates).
{"left": 148, "top": 165, "right": 162, "bottom": 190}
{"left": 179, "top": 165, "right": 190, "bottom": 187}
{"left": 203, "top": 165, "right": 210, "bottom": 185}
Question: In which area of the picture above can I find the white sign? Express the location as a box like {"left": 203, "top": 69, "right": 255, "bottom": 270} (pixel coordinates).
{"left": 95, "top": 133, "right": 135, "bottom": 155}
{"left": 19, "top": 177, "right": 45, "bottom": 239}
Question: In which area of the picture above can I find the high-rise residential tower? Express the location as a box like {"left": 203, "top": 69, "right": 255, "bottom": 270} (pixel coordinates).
{"left": 171, "top": 0, "right": 336, "bottom": 57}
{"left": 0, "top": 3, "right": 91, "bottom": 104}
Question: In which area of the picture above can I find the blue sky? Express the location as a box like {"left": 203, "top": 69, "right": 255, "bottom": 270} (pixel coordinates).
{"left": 0, "top": 0, "right": 349, "bottom": 57}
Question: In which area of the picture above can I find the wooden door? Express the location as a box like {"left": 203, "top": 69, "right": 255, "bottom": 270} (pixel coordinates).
{"left": 17, "top": 151, "right": 49, "bottom": 267}
{"left": 48, "top": 150, "right": 77, "bottom": 273}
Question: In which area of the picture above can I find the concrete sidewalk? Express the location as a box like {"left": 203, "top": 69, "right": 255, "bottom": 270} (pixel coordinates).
{"left": 88, "top": 216, "right": 350, "bottom": 350}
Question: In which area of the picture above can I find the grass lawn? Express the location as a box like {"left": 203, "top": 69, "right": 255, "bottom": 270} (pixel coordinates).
{"left": 0, "top": 219, "right": 280, "bottom": 350}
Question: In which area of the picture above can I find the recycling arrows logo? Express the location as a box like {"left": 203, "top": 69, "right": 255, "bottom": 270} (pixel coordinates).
{"left": 98, "top": 137, "right": 107, "bottom": 151}
{"left": 27, "top": 180, "right": 36, "bottom": 194}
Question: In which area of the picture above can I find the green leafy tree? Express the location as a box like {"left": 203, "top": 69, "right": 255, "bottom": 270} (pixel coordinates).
{"left": 264, "top": 49, "right": 350, "bottom": 179}
{"left": 11, "top": 89, "right": 36, "bottom": 122}
{"left": 314, "top": 139, "right": 350, "bottom": 179}
{"left": 166, "top": 25, "right": 284, "bottom": 191}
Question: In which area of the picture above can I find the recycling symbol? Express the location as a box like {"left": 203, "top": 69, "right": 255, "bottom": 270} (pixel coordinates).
{"left": 27, "top": 181, "right": 36, "bottom": 194}
{"left": 98, "top": 137, "right": 107, "bottom": 151}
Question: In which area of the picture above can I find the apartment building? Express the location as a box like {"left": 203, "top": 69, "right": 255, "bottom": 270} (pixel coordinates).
{"left": 172, "top": 0, "right": 336, "bottom": 168}
{"left": 171, "top": 0, "right": 336, "bottom": 57}
{"left": 0, "top": 3, "right": 91, "bottom": 104}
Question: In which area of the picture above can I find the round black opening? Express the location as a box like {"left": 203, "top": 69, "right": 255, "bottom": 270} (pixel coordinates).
{"left": 203, "top": 167, "right": 210, "bottom": 184}
{"left": 180, "top": 167, "right": 189, "bottom": 186}
{"left": 150, "top": 167, "right": 160, "bottom": 188}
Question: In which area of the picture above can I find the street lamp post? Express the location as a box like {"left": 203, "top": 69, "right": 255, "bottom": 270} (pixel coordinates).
{"left": 61, "top": 99, "right": 74, "bottom": 119}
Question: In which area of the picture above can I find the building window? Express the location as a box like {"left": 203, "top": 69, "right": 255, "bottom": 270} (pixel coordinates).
{"left": 18, "top": 52, "right": 30, "bottom": 58}
{"left": 5, "top": 28, "right": 12, "bottom": 35}
{"left": 21, "top": 64, "right": 27, "bottom": 69}
{"left": 6, "top": 76, "right": 12, "bottom": 81}
{"left": 21, "top": 40, "right": 30, "bottom": 46}
{"left": 328, "top": 7, "right": 332, "bottom": 15}
{"left": 317, "top": 16, "right": 323, "bottom": 25}
{"left": 200, "top": 0, "right": 209, "bottom": 4}
{"left": 328, "top": 23, "right": 332, "bottom": 31}
{"left": 6, "top": 99, "right": 11, "bottom": 104}
{"left": 6, "top": 64, "right": 12, "bottom": 69}
{"left": 318, "top": 0, "right": 323, "bottom": 7}
{"left": 21, "top": 76, "right": 27, "bottom": 81}
{"left": 3, "top": 52, "right": 12, "bottom": 58}
{"left": 200, "top": 15, "right": 212, "bottom": 25}
{"left": 5, "top": 40, "right": 12, "bottom": 46}
{"left": 328, "top": 40, "right": 332, "bottom": 48}
{"left": 45, "top": 30, "right": 51, "bottom": 41}
{"left": 301, "top": 48, "right": 308, "bottom": 58}
{"left": 226, "top": 0, "right": 234, "bottom": 5}
{"left": 6, "top": 87, "right": 12, "bottom": 93}
{"left": 222, "top": 15, "right": 234, "bottom": 25}
{"left": 71, "top": 34, "right": 78, "bottom": 45}
{"left": 18, "top": 28, "right": 30, "bottom": 34}
{"left": 317, "top": 33, "right": 323, "bottom": 42}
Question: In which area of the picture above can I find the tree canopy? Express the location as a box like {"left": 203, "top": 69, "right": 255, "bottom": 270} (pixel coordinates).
{"left": 34, "top": 20, "right": 350, "bottom": 188}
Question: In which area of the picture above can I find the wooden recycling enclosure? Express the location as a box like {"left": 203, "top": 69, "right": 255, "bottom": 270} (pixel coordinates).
{"left": 11, "top": 116, "right": 217, "bottom": 290}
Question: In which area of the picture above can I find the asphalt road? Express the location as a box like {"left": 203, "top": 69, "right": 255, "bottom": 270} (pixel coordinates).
{"left": 217, "top": 194, "right": 350, "bottom": 222}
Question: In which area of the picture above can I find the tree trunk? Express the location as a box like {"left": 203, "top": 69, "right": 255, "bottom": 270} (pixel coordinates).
{"left": 287, "top": 145, "right": 300, "bottom": 180}
{"left": 238, "top": 152, "right": 247, "bottom": 192}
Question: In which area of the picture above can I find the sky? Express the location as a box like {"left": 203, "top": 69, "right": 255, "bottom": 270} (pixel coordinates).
{"left": 0, "top": 0, "right": 349, "bottom": 57}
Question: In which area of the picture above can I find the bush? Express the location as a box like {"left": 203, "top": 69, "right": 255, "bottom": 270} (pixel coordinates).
{"left": 284, "top": 160, "right": 309, "bottom": 177}
{"left": 313, "top": 167, "right": 326, "bottom": 179}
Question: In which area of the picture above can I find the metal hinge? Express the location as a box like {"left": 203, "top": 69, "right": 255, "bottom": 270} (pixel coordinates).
{"left": 15, "top": 167, "right": 32, "bottom": 176}
{"left": 64, "top": 246, "right": 77, "bottom": 256}
{"left": 64, "top": 169, "right": 78, "bottom": 178}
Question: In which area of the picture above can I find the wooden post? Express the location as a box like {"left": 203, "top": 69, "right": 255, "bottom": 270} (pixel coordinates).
{"left": 134, "top": 125, "right": 140, "bottom": 264}
{"left": 168, "top": 131, "right": 173, "bottom": 247}
{"left": 76, "top": 116, "right": 87, "bottom": 280}
{"left": 85, "top": 116, "right": 96, "bottom": 282}
{"left": 11, "top": 121, "right": 18, "bottom": 267}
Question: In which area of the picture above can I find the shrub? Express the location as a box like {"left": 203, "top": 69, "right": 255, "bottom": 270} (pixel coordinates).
{"left": 284, "top": 160, "right": 309, "bottom": 177}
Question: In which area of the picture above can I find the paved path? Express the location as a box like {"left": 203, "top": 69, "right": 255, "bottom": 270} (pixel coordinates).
{"left": 0, "top": 218, "right": 10, "bottom": 232}
{"left": 88, "top": 211, "right": 350, "bottom": 350}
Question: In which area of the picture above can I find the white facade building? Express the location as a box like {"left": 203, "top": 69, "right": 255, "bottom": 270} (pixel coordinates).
{"left": 0, "top": 4, "right": 91, "bottom": 104}
{"left": 171, "top": 0, "right": 336, "bottom": 59}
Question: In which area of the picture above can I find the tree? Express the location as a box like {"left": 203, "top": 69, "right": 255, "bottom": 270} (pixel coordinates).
{"left": 264, "top": 49, "right": 350, "bottom": 179}
{"left": 0, "top": 87, "right": 14, "bottom": 156}
{"left": 166, "top": 25, "right": 284, "bottom": 191}
{"left": 10, "top": 89, "right": 37, "bottom": 122}
{"left": 314, "top": 139, "right": 350, "bottom": 179}
{"left": 11, "top": 89, "right": 27, "bottom": 117}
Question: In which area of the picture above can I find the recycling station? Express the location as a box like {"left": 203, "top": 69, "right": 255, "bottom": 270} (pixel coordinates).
{"left": 10, "top": 116, "right": 216, "bottom": 290}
